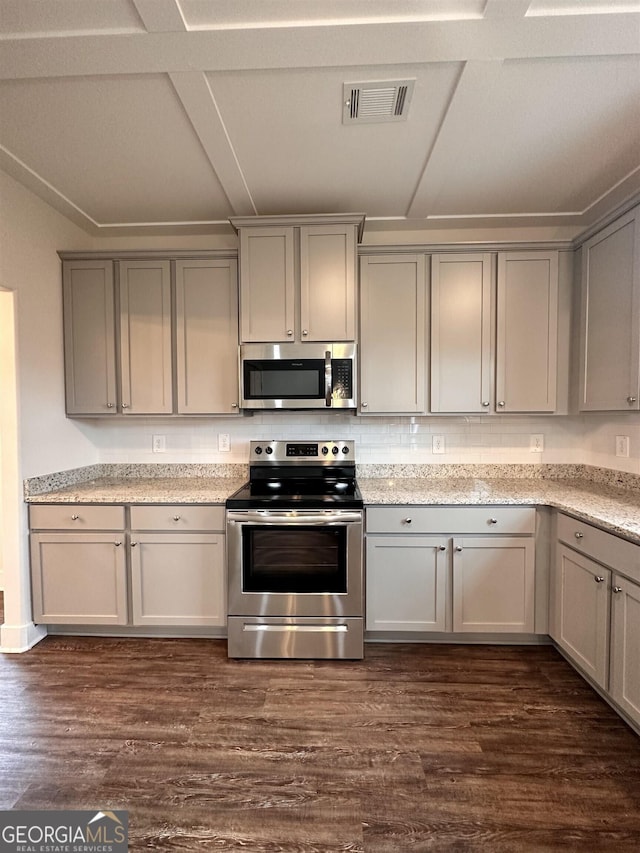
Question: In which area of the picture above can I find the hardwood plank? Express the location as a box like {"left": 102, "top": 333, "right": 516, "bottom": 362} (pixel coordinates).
{"left": 1, "top": 637, "right": 639, "bottom": 852}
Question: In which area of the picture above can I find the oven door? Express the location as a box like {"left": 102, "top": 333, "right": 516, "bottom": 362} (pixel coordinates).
{"left": 226, "top": 510, "right": 363, "bottom": 617}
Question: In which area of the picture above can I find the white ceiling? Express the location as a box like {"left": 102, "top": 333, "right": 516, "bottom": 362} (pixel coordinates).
{"left": 0, "top": 0, "right": 639, "bottom": 238}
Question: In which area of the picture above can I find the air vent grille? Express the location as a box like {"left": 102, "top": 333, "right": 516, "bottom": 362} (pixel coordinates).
{"left": 343, "top": 80, "right": 415, "bottom": 124}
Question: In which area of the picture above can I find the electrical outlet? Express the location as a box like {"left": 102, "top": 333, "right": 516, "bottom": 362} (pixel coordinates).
{"left": 529, "top": 434, "right": 544, "bottom": 453}
{"left": 152, "top": 434, "right": 166, "bottom": 453}
{"left": 616, "top": 435, "right": 630, "bottom": 458}
{"left": 432, "top": 435, "right": 445, "bottom": 455}
{"left": 218, "top": 433, "right": 230, "bottom": 452}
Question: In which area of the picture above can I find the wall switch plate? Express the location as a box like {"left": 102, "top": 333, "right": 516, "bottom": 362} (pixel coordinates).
{"left": 152, "top": 434, "right": 166, "bottom": 453}
{"left": 432, "top": 435, "right": 445, "bottom": 454}
{"left": 218, "top": 433, "right": 230, "bottom": 452}
{"left": 529, "top": 434, "right": 544, "bottom": 453}
{"left": 616, "top": 435, "right": 630, "bottom": 458}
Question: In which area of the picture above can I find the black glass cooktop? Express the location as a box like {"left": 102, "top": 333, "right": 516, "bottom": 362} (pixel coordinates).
{"left": 226, "top": 470, "right": 363, "bottom": 510}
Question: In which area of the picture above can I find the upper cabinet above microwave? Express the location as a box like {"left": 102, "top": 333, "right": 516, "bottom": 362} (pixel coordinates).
{"left": 230, "top": 214, "right": 365, "bottom": 344}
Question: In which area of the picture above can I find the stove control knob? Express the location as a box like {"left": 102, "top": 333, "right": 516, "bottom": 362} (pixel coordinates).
{"left": 341, "top": 446, "right": 349, "bottom": 454}
{"left": 321, "top": 446, "right": 329, "bottom": 455}
{"left": 265, "top": 446, "right": 273, "bottom": 455}
{"left": 254, "top": 446, "right": 263, "bottom": 455}
{"left": 332, "top": 446, "right": 339, "bottom": 455}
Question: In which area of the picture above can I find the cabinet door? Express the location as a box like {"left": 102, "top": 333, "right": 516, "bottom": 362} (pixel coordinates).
{"left": 63, "top": 260, "right": 117, "bottom": 415}
{"left": 239, "top": 227, "right": 295, "bottom": 342}
{"left": 552, "top": 543, "right": 610, "bottom": 688}
{"left": 359, "top": 254, "right": 427, "bottom": 414}
{"left": 366, "top": 536, "right": 447, "bottom": 631}
{"left": 452, "top": 536, "right": 535, "bottom": 633}
{"left": 300, "top": 224, "right": 356, "bottom": 341}
{"left": 579, "top": 208, "right": 640, "bottom": 411}
{"left": 496, "top": 252, "right": 558, "bottom": 412}
{"left": 431, "top": 253, "right": 492, "bottom": 412}
{"left": 30, "top": 533, "right": 127, "bottom": 625}
{"left": 610, "top": 575, "right": 640, "bottom": 726}
{"left": 175, "top": 259, "right": 239, "bottom": 414}
{"left": 130, "top": 533, "right": 226, "bottom": 626}
{"left": 119, "top": 260, "right": 173, "bottom": 414}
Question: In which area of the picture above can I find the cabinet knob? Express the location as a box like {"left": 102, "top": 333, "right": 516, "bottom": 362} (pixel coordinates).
{"left": 231, "top": 403, "right": 238, "bottom": 409}
{"left": 438, "top": 545, "right": 446, "bottom": 551}
{"left": 403, "top": 517, "right": 412, "bottom": 524}
{"left": 114, "top": 541, "right": 122, "bottom": 547}
{"left": 455, "top": 545, "right": 463, "bottom": 552}
{"left": 71, "top": 514, "right": 80, "bottom": 521}
{"left": 481, "top": 401, "right": 490, "bottom": 407}
{"left": 130, "top": 541, "right": 138, "bottom": 547}
{"left": 173, "top": 515, "right": 181, "bottom": 522}
{"left": 302, "top": 329, "right": 308, "bottom": 337}
{"left": 498, "top": 401, "right": 505, "bottom": 408}
{"left": 627, "top": 396, "right": 637, "bottom": 404}
{"left": 489, "top": 517, "right": 498, "bottom": 524}
{"left": 287, "top": 329, "right": 293, "bottom": 337}
{"left": 106, "top": 402, "right": 114, "bottom": 408}
{"left": 122, "top": 403, "right": 129, "bottom": 409}
{"left": 575, "top": 531, "right": 584, "bottom": 539}
{"left": 613, "top": 586, "right": 623, "bottom": 594}
{"left": 361, "top": 402, "right": 368, "bottom": 408}
{"left": 594, "top": 575, "right": 605, "bottom": 584}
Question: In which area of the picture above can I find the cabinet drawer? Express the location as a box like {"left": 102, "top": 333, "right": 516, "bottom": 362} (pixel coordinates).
{"left": 557, "top": 512, "right": 640, "bottom": 583}
{"left": 29, "top": 504, "right": 124, "bottom": 531}
{"left": 366, "top": 506, "right": 536, "bottom": 535}
{"left": 130, "top": 505, "right": 224, "bottom": 531}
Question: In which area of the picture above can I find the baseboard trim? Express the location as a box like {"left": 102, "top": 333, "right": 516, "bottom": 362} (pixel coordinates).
{"left": 0, "top": 621, "right": 47, "bottom": 653}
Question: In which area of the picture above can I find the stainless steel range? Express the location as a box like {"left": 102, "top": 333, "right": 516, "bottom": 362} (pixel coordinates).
{"left": 226, "top": 440, "right": 364, "bottom": 659}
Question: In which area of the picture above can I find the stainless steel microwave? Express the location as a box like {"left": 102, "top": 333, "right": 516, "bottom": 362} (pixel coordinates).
{"left": 240, "top": 343, "right": 357, "bottom": 409}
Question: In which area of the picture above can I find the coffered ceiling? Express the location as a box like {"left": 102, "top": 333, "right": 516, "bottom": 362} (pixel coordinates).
{"left": 1, "top": 0, "right": 639, "bottom": 237}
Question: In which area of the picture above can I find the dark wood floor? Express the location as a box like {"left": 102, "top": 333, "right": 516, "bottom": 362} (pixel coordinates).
{"left": 1, "top": 638, "right": 639, "bottom": 852}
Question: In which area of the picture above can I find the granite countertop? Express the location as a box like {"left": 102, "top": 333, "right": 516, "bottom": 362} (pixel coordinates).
{"left": 360, "top": 477, "right": 640, "bottom": 544}
{"left": 24, "top": 463, "right": 640, "bottom": 545}
{"left": 25, "top": 476, "right": 248, "bottom": 506}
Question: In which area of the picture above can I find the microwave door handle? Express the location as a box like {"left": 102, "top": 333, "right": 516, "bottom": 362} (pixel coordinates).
{"left": 325, "top": 350, "right": 332, "bottom": 407}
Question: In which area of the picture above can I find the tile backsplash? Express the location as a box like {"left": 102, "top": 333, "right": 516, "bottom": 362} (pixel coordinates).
{"left": 76, "top": 411, "right": 640, "bottom": 475}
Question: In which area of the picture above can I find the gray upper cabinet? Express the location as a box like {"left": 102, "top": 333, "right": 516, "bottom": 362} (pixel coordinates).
{"left": 175, "top": 258, "right": 239, "bottom": 414}
{"left": 496, "top": 251, "right": 558, "bottom": 413}
{"left": 62, "top": 253, "right": 239, "bottom": 417}
{"left": 579, "top": 206, "right": 640, "bottom": 411}
{"left": 238, "top": 226, "right": 295, "bottom": 342}
{"left": 233, "top": 214, "right": 363, "bottom": 344}
{"left": 119, "top": 260, "right": 173, "bottom": 415}
{"left": 359, "top": 254, "right": 427, "bottom": 414}
{"left": 431, "top": 253, "right": 493, "bottom": 413}
{"left": 63, "top": 259, "right": 117, "bottom": 416}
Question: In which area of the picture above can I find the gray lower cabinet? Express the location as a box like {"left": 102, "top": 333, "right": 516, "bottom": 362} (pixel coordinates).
{"left": 129, "top": 505, "right": 226, "bottom": 627}
{"left": 551, "top": 512, "right": 640, "bottom": 729}
{"left": 29, "top": 503, "right": 226, "bottom": 629}
{"left": 366, "top": 506, "right": 537, "bottom": 635}
{"left": 30, "top": 505, "right": 127, "bottom": 625}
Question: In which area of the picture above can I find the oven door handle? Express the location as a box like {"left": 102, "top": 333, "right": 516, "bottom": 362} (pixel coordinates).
{"left": 325, "top": 349, "right": 332, "bottom": 407}
{"left": 227, "top": 510, "right": 362, "bottom": 525}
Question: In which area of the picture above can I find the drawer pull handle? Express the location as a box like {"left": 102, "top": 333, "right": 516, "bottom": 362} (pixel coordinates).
{"left": 489, "top": 517, "right": 498, "bottom": 524}
{"left": 71, "top": 514, "right": 80, "bottom": 521}
{"left": 575, "top": 531, "right": 584, "bottom": 539}
{"left": 594, "top": 575, "right": 605, "bottom": 584}
{"left": 455, "top": 545, "right": 463, "bottom": 552}
{"left": 403, "top": 517, "right": 412, "bottom": 524}
{"left": 173, "top": 515, "right": 181, "bottom": 521}
{"left": 613, "top": 586, "right": 623, "bottom": 594}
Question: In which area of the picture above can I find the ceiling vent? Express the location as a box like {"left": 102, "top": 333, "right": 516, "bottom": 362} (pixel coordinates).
{"left": 343, "top": 80, "right": 415, "bottom": 124}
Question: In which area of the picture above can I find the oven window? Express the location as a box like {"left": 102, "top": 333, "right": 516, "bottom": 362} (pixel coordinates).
{"left": 244, "top": 360, "right": 324, "bottom": 399}
{"left": 242, "top": 526, "right": 347, "bottom": 593}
